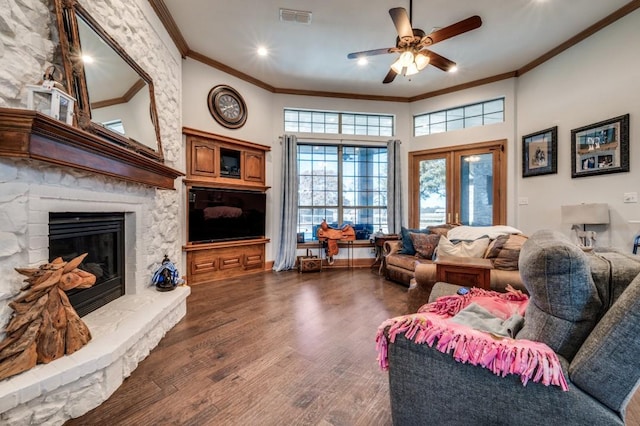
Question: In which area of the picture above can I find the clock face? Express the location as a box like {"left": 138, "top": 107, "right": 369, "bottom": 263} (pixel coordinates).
{"left": 218, "top": 94, "right": 240, "bottom": 120}
{"left": 207, "top": 85, "right": 247, "bottom": 129}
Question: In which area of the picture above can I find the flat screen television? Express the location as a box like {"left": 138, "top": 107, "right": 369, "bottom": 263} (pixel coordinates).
{"left": 188, "top": 187, "right": 266, "bottom": 243}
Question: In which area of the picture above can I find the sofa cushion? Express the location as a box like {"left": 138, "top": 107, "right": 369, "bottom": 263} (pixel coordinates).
{"left": 436, "top": 236, "right": 489, "bottom": 258}
{"left": 426, "top": 223, "right": 456, "bottom": 237}
{"left": 387, "top": 253, "right": 433, "bottom": 271}
{"left": 399, "top": 226, "right": 429, "bottom": 255}
{"left": 516, "top": 230, "right": 603, "bottom": 361}
{"left": 569, "top": 273, "right": 640, "bottom": 416}
{"left": 410, "top": 233, "right": 440, "bottom": 259}
{"left": 485, "top": 234, "right": 528, "bottom": 270}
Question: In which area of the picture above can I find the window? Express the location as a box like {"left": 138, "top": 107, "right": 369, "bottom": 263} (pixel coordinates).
{"left": 297, "top": 144, "right": 388, "bottom": 242}
{"left": 414, "top": 98, "right": 504, "bottom": 136}
{"left": 102, "top": 119, "right": 125, "bottom": 135}
{"left": 285, "top": 109, "right": 394, "bottom": 136}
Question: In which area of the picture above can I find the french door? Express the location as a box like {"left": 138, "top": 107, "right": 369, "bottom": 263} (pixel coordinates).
{"left": 409, "top": 140, "right": 506, "bottom": 228}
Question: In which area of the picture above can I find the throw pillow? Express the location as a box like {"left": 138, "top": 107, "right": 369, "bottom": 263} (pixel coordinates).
{"left": 409, "top": 232, "right": 440, "bottom": 259}
{"left": 485, "top": 234, "right": 528, "bottom": 270}
{"left": 436, "top": 236, "right": 490, "bottom": 258}
{"left": 427, "top": 223, "right": 457, "bottom": 237}
{"left": 399, "top": 226, "right": 429, "bottom": 255}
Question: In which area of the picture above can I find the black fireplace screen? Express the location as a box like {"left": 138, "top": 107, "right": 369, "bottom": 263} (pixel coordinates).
{"left": 49, "top": 212, "right": 125, "bottom": 317}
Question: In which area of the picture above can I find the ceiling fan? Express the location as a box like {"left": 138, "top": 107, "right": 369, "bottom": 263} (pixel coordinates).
{"left": 347, "top": 2, "right": 482, "bottom": 84}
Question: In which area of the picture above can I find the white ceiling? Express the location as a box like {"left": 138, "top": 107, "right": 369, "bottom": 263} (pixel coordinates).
{"left": 162, "top": 0, "right": 632, "bottom": 98}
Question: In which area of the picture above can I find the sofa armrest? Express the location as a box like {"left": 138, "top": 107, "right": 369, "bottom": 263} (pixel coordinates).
{"left": 384, "top": 240, "right": 403, "bottom": 256}
{"left": 386, "top": 332, "right": 622, "bottom": 425}
{"left": 427, "top": 282, "right": 465, "bottom": 303}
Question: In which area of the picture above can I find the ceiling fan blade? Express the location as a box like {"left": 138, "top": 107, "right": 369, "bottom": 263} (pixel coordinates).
{"left": 421, "top": 15, "right": 482, "bottom": 46}
{"left": 382, "top": 68, "right": 397, "bottom": 84}
{"left": 424, "top": 50, "right": 457, "bottom": 72}
{"left": 347, "top": 47, "right": 396, "bottom": 60}
{"left": 389, "top": 7, "right": 413, "bottom": 39}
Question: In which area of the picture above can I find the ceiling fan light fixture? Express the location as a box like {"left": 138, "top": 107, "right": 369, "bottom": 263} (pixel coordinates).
{"left": 390, "top": 58, "right": 405, "bottom": 74}
{"left": 448, "top": 65, "right": 459, "bottom": 73}
{"left": 415, "top": 53, "right": 430, "bottom": 70}
{"left": 405, "top": 62, "right": 419, "bottom": 76}
{"left": 399, "top": 50, "right": 414, "bottom": 67}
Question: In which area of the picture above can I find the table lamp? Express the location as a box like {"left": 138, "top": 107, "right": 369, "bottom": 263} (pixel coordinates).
{"left": 561, "top": 203, "right": 609, "bottom": 249}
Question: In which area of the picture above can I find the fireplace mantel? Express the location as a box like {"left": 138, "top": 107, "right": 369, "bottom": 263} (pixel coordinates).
{"left": 0, "top": 107, "right": 183, "bottom": 189}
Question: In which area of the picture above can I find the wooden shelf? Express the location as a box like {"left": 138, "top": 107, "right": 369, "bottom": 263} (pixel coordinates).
{"left": 184, "top": 127, "right": 270, "bottom": 190}
{"left": 182, "top": 127, "right": 271, "bottom": 284}
{"left": 0, "top": 108, "right": 183, "bottom": 189}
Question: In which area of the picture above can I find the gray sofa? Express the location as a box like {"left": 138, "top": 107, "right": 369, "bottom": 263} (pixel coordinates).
{"left": 385, "top": 230, "right": 640, "bottom": 425}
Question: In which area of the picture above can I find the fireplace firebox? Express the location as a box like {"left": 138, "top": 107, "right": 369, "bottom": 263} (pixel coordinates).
{"left": 49, "top": 212, "right": 125, "bottom": 317}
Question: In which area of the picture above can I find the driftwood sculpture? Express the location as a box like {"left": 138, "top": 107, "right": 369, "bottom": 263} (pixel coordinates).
{"left": 0, "top": 254, "right": 96, "bottom": 381}
{"left": 316, "top": 220, "right": 356, "bottom": 265}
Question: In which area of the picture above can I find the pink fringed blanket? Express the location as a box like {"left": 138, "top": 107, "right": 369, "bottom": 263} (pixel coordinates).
{"left": 376, "top": 286, "right": 569, "bottom": 391}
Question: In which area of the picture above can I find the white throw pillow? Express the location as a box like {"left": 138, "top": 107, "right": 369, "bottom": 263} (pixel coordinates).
{"left": 436, "top": 236, "right": 490, "bottom": 258}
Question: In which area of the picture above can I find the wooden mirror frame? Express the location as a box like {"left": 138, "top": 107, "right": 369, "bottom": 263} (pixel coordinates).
{"left": 53, "top": 0, "right": 164, "bottom": 162}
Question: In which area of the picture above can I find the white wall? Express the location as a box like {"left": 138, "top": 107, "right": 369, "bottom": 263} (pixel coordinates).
{"left": 516, "top": 9, "right": 640, "bottom": 250}
{"left": 181, "top": 8, "right": 640, "bottom": 260}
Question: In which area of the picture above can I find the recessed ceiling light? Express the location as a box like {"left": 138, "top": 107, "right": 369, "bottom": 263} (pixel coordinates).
{"left": 257, "top": 46, "right": 268, "bottom": 57}
{"left": 82, "top": 55, "right": 94, "bottom": 63}
{"left": 357, "top": 57, "right": 368, "bottom": 66}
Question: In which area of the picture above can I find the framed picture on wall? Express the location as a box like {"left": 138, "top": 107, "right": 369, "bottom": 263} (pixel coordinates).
{"left": 522, "top": 126, "right": 557, "bottom": 177}
{"left": 571, "top": 114, "right": 629, "bottom": 178}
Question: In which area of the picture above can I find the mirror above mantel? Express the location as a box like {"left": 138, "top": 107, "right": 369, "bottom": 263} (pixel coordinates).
{"left": 53, "top": 0, "right": 164, "bottom": 162}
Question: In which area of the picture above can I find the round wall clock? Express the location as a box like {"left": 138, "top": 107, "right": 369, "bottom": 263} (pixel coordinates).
{"left": 207, "top": 85, "right": 247, "bottom": 129}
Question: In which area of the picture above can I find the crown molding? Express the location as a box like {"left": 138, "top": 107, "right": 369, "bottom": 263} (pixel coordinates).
{"left": 147, "top": 0, "right": 189, "bottom": 57}
{"left": 149, "top": 0, "right": 640, "bottom": 102}
{"left": 517, "top": 0, "right": 640, "bottom": 77}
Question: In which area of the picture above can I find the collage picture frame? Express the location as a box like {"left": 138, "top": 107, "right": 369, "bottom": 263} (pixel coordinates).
{"left": 570, "top": 114, "right": 629, "bottom": 178}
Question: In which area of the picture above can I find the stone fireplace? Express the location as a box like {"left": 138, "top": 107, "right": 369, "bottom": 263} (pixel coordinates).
{"left": 0, "top": 0, "right": 185, "bottom": 422}
{"left": 0, "top": 159, "right": 189, "bottom": 423}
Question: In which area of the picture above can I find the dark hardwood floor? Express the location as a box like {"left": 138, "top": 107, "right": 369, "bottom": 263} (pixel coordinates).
{"left": 66, "top": 269, "right": 407, "bottom": 425}
{"left": 66, "top": 269, "right": 640, "bottom": 426}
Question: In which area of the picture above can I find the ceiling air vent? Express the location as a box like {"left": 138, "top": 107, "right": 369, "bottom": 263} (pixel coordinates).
{"left": 279, "top": 8, "right": 312, "bottom": 24}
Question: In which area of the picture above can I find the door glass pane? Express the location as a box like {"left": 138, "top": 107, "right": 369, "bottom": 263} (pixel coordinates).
{"left": 459, "top": 153, "right": 493, "bottom": 226}
{"left": 418, "top": 158, "right": 447, "bottom": 228}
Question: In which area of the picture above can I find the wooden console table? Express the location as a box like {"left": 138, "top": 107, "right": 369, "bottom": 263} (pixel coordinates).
{"left": 435, "top": 255, "right": 493, "bottom": 290}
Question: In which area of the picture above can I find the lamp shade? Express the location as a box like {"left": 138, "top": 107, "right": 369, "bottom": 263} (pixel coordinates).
{"left": 561, "top": 203, "right": 610, "bottom": 225}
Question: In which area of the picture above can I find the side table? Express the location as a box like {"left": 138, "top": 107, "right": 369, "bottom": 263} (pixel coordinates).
{"left": 372, "top": 234, "right": 399, "bottom": 275}
{"left": 435, "top": 255, "right": 493, "bottom": 290}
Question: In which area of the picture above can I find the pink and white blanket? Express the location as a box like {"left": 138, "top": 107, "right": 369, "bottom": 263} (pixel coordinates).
{"left": 376, "top": 286, "right": 569, "bottom": 390}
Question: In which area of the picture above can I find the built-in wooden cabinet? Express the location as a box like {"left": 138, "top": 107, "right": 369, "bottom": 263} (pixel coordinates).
{"left": 182, "top": 127, "right": 271, "bottom": 284}
{"left": 185, "top": 239, "right": 268, "bottom": 285}
{"left": 184, "top": 127, "right": 269, "bottom": 191}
